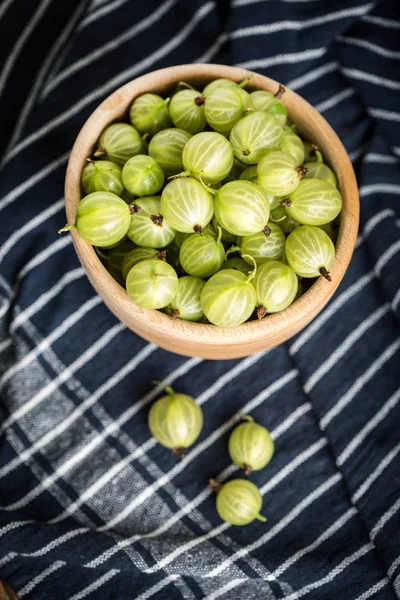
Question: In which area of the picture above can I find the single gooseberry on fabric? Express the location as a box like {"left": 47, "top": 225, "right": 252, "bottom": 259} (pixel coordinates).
{"left": 228, "top": 416, "right": 274, "bottom": 475}
{"left": 81, "top": 159, "right": 124, "bottom": 196}
{"left": 169, "top": 89, "right": 206, "bottom": 134}
{"left": 148, "top": 385, "right": 203, "bottom": 457}
{"left": 122, "top": 155, "right": 164, "bottom": 196}
{"left": 179, "top": 229, "right": 225, "bottom": 278}
{"left": 95, "top": 123, "right": 145, "bottom": 166}
{"left": 229, "top": 111, "right": 283, "bottom": 165}
{"left": 285, "top": 225, "right": 335, "bottom": 281}
{"left": 280, "top": 129, "right": 305, "bottom": 165}
{"left": 148, "top": 128, "right": 192, "bottom": 176}
{"left": 281, "top": 178, "right": 342, "bottom": 226}
{"left": 257, "top": 151, "right": 307, "bottom": 196}
{"left": 121, "top": 247, "right": 166, "bottom": 281}
{"left": 127, "top": 196, "right": 175, "bottom": 248}
{"left": 204, "top": 86, "right": 253, "bottom": 134}
{"left": 182, "top": 131, "right": 233, "bottom": 185}
{"left": 211, "top": 479, "right": 267, "bottom": 526}
{"left": 214, "top": 180, "right": 270, "bottom": 237}
{"left": 166, "top": 276, "right": 205, "bottom": 321}
{"left": 58, "top": 192, "right": 131, "bottom": 247}
{"left": 129, "top": 93, "right": 171, "bottom": 135}
{"left": 160, "top": 177, "right": 214, "bottom": 233}
{"left": 254, "top": 260, "right": 298, "bottom": 319}
{"left": 126, "top": 259, "right": 178, "bottom": 308}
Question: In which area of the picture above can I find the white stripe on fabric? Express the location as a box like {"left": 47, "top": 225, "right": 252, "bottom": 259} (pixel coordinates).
{"left": 270, "top": 508, "right": 357, "bottom": 579}
{"left": 67, "top": 569, "right": 119, "bottom": 600}
{"left": 2, "top": 355, "right": 198, "bottom": 511}
{"left": 338, "top": 388, "right": 400, "bottom": 466}
{"left": 304, "top": 304, "right": 390, "bottom": 393}
{"left": 290, "top": 272, "right": 373, "bottom": 354}
{"left": 97, "top": 370, "right": 297, "bottom": 533}
{"left": 282, "top": 543, "right": 374, "bottom": 599}
{"left": 1, "top": 3, "right": 85, "bottom": 162}
{"left": 0, "top": 0, "right": 14, "bottom": 22}
{"left": 10, "top": 267, "right": 84, "bottom": 332}
{"left": 0, "top": 198, "right": 64, "bottom": 264}
{"left": 315, "top": 88, "right": 355, "bottom": 114}
{"left": 237, "top": 47, "right": 327, "bottom": 70}
{"left": 0, "top": 322, "right": 125, "bottom": 435}
{"left": 371, "top": 496, "right": 400, "bottom": 540}
{"left": 348, "top": 147, "right": 365, "bottom": 163}
{"left": 43, "top": 0, "right": 178, "bottom": 96}
{"left": 353, "top": 442, "right": 400, "bottom": 503}
{"left": 375, "top": 240, "right": 400, "bottom": 276}
{"left": 389, "top": 554, "right": 400, "bottom": 579}
{"left": 17, "top": 236, "right": 72, "bottom": 280}
{"left": 392, "top": 288, "right": 400, "bottom": 311}
{"left": 355, "top": 579, "right": 390, "bottom": 600}
{"left": 360, "top": 183, "right": 400, "bottom": 197}
{"left": 338, "top": 35, "right": 400, "bottom": 59}
{"left": 5, "top": 2, "right": 215, "bottom": 162}
{"left": 0, "top": 339, "right": 12, "bottom": 354}
{"left": 269, "top": 402, "right": 311, "bottom": 439}
{"left": 233, "top": 5, "right": 373, "bottom": 38}
{"left": 363, "top": 209, "right": 395, "bottom": 236}
{"left": 0, "top": 152, "right": 69, "bottom": 213}
{"left": 78, "top": 0, "right": 131, "bottom": 30}
{"left": 364, "top": 153, "right": 399, "bottom": 164}
{"left": 207, "top": 473, "right": 342, "bottom": 578}
{"left": 18, "top": 561, "right": 65, "bottom": 598}
{"left": 0, "top": 520, "right": 33, "bottom": 538}
{"left": 0, "top": 300, "right": 11, "bottom": 320}
{"left": 287, "top": 62, "right": 338, "bottom": 91}
{"left": 0, "top": 295, "right": 101, "bottom": 414}
{"left": 342, "top": 67, "right": 400, "bottom": 91}
{"left": 135, "top": 575, "right": 180, "bottom": 600}
{"left": 195, "top": 32, "right": 229, "bottom": 63}
{"left": 0, "top": 0, "right": 54, "bottom": 97}
{"left": 321, "top": 338, "right": 400, "bottom": 429}
{"left": 204, "top": 579, "right": 246, "bottom": 600}
{"left": 369, "top": 107, "right": 400, "bottom": 121}
{"left": 362, "top": 15, "right": 400, "bottom": 29}
{"left": 234, "top": 0, "right": 320, "bottom": 5}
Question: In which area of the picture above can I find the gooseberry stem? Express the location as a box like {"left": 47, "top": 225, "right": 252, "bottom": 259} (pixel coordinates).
{"left": 198, "top": 172, "right": 217, "bottom": 196}
{"left": 257, "top": 305, "right": 268, "bottom": 320}
{"left": 58, "top": 223, "right": 75, "bottom": 234}
{"left": 263, "top": 225, "right": 271, "bottom": 236}
{"left": 319, "top": 267, "right": 332, "bottom": 282}
{"left": 152, "top": 381, "right": 175, "bottom": 396}
{"left": 177, "top": 80, "right": 197, "bottom": 91}
{"left": 173, "top": 447, "right": 185, "bottom": 459}
{"left": 167, "top": 170, "right": 191, "bottom": 181}
{"left": 94, "top": 147, "right": 107, "bottom": 158}
{"left": 274, "top": 84, "right": 286, "bottom": 99}
{"left": 295, "top": 165, "right": 308, "bottom": 179}
{"left": 256, "top": 513, "right": 267, "bottom": 522}
{"left": 270, "top": 214, "right": 287, "bottom": 223}
{"left": 195, "top": 95, "right": 206, "bottom": 106}
{"left": 315, "top": 150, "right": 323, "bottom": 163}
{"left": 238, "top": 76, "right": 252, "bottom": 88}
{"left": 209, "top": 479, "right": 222, "bottom": 494}
{"left": 241, "top": 254, "right": 257, "bottom": 282}
{"left": 241, "top": 415, "right": 254, "bottom": 423}
{"left": 216, "top": 226, "right": 223, "bottom": 245}
{"left": 243, "top": 464, "right": 253, "bottom": 476}
{"left": 225, "top": 245, "right": 241, "bottom": 260}
{"left": 171, "top": 309, "right": 180, "bottom": 319}
{"left": 280, "top": 199, "right": 292, "bottom": 207}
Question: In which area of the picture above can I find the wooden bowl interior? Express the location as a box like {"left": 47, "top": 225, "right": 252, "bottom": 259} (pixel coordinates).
{"left": 65, "top": 64, "right": 359, "bottom": 359}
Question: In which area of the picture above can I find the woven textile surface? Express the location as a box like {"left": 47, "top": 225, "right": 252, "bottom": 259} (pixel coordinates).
{"left": 0, "top": 0, "right": 399, "bottom": 598}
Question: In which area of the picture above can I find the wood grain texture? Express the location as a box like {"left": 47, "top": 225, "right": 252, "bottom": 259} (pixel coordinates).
{"left": 0, "top": 581, "right": 19, "bottom": 600}
{"left": 64, "top": 64, "right": 359, "bottom": 359}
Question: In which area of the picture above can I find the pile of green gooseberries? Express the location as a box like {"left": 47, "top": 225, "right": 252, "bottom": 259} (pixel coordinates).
{"left": 60, "top": 77, "right": 342, "bottom": 327}
{"left": 149, "top": 383, "right": 274, "bottom": 526}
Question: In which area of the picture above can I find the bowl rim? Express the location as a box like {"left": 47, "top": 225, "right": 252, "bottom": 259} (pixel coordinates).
{"left": 64, "top": 63, "right": 359, "bottom": 352}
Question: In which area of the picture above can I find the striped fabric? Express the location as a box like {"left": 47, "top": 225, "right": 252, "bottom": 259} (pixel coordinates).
{"left": 0, "top": 0, "right": 399, "bottom": 598}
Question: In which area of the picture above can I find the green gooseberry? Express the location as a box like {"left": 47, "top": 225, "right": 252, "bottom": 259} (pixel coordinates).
{"left": 166, "top": 276, "right": 205, "bottom": 321}
{"left": 281, "top": 179, "right": 342, "bottom": 226}
{"left": 254, "top": 260, "right": 298, "bottom": 319}
{"left": 127, "top": 196, "right": 175, "bottom": 248}
{"left": 169, "top": 89, "right": 206, "bottom": 134}
{"left": 121, "top": 189, "right": 136, "bottom": 204}
{"left": 228, "top": 416, "right": 274, "bottom": 475}
{"left": 121, "top": 247, "right": 166, "bottom": 281}
{"left": 211, "top": 479, "right": 267, "bottom": 526}
{"left": 182, "top": 131, "right": 233, "bottom": 185}
{"left": 214, "top": 180, "right": 270, "bottom": 237}
{"left": 285, "top": 225, "right": 335, "bottom": 280}
{"left": 202, "top": 77, "right": 248, "bottom": 97}
{"left": 160, "top": 177, "right": 214, "bottom": 233}
{"left": 122, "top": 155, "right": 164, "bottom": 196}
{"left": 81, "top": 159, "right": 124, "bottom": 196}
{"left": 305, "top": 161, "right": 337, "bottom": 187}
{"left": 204, "top": 86, "right": 253, "bottom": 134}
{"left": 148, "top": 128, "right": 192, "bottom": 176}
{"left": 257, "top": 151, "right": 307, "bottom": 196}
{"left": 179, "top": 229, "right": 225, "bottom": 278}
{"left": 59, "top": 191, "right": 131, "bottom": 247}
{"left": 303, "top": 141, "right": 322, "bottom": 163}
{"left": 240, "top": 166, "right": 281, "bottom": 210}
{"left": 126, "top": 259, "right": 178, "bottom": 308}
{"left": 129, "top": 93, "right": 171, "bottom": 135}
{"left": 95, "top": 123, "right": 145, "bottom": 166}
{"left": 236, "top": 223, "right": 286, "bottom": 264}
{"left": 200, "top": 264, "right": 257, "bottom": 327}
{"left": 148, "top": 385, "right": 203, "bottom": 457}
{"left": 280, "top": 129, "right": 305, "bottom": 165}
{"left": 229, "top": 111, "right": 283, "bottom": 165}
{"left": 250, "top": 90, "right": 288, "bottom": 126}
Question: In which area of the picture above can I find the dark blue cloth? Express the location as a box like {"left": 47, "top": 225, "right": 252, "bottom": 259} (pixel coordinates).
{"left": 0, "top": 0, "right": 399, "bottom": 598}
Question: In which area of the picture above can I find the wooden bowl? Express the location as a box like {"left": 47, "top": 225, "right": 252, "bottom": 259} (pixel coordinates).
{"left": 64, "top": 64, "right": 359, "bottom": 359}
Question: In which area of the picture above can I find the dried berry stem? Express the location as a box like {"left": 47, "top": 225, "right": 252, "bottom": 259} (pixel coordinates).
{"left": 319, "top": 267, "right": 332, "bottom": 282}
{"left": 280, "top": 199, "right": 292, "bottom": 207}
{"left": 193, "top": 224, "right": 203, "bottom": 234}
{"left": 129, "top": 203, "right": 141, "bottom": 214}
{"left": 295, "top": 165, "right": 308, "bottom": 179}
{"left": 257, "top": 305, "right": 268, "bottom": 320}
{"left": 209, "top": 479, "right": 222, "bottom": 494}
{"left": 173, "top": 447, "right": 185, "bottom": 459}
{"left": 242, "top": 149, "right": 250, "bottom": 156}
{"left": 263, "top": 225, "right": 271, "bottom": 237}
{"left": 171, "top": 309, "right": 180, "bottom": 319}
{"left": 275, "top": 84, "right": 286, "bottom": 99}
{"left": 195, "top": 95, "right": 206, "bottom": 106}
{"left": 93, "top": 147, "right": 107, "bottom": 158}
{"left": 150, "top": 214, "right": 164, "bottom": 227}
{"left": 243, "top": 464, "right": 253, "bottom": 476}
{"left": 155, "top": 250, "right": 167, "bottom": 261}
